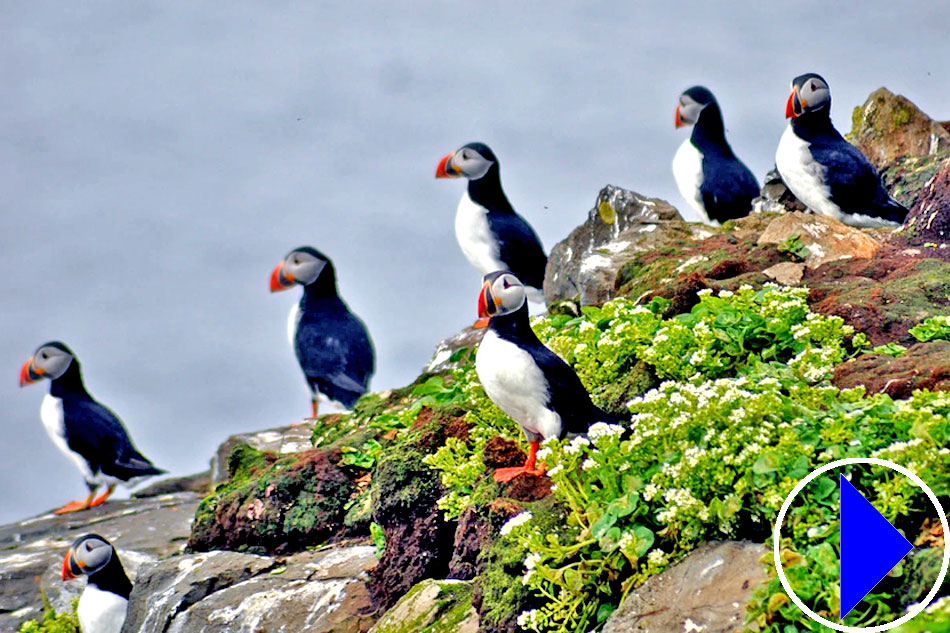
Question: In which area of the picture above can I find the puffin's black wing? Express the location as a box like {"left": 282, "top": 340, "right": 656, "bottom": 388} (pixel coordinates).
{"left": 809, "top": 139, "right": 908, "bottom": 224}
{"left": 486, "top": 212, "right": 547, "bottom": 291}
{"left": 520, "top": 342, "right": 616, "bottom": 437}
{"left": 699, "top": 156, "right": 760, "bottom": 223}
{"left": 61, "top": 399, "right": 164, "bottom": 481}
{"left": 295, "top": 307, "right": 375, "bottom": 408}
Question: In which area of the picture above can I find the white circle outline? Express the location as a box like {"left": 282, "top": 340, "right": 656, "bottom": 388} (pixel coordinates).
{"left": 773, "top": 457, "right": 949, "bottom": 632}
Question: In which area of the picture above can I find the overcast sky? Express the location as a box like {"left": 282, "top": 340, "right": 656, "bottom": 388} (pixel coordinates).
{"left": 2, "top": 1, "right": 947, "bottom": 524}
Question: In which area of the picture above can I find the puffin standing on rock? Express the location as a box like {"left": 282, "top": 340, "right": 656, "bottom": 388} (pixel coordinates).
{"left": 474, "top": 271, "right": 622, "bottom": 482}
{"left": 776, "top": 72, "right": 908, "bottom": 227}
{"left": 673, "top": 86, "right": 760, "bottom": 224}
{"left": 270, "top": 246, "right": 375, "bottom": 417}
{"left": 436, "top": 142, "right": 547, "bottom": 324}
{"left": 19, "top": 342, "right": 165, "bottom": 514}
{"left": 63, "top": 534, "right": 132, "bottom": 633}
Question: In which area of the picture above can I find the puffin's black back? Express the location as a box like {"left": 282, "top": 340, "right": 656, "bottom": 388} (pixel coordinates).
{"left": 688, "top": 91, "right": 760, "bottom": 222}
{"left": 467, "top": 158, "right": 547, "bottom": 291}
{"left": 50, "top": 361, "right": 164, "bottom": 481}
{"left": 790, "top": 113, "right": 907, "bottom": 223}
{"left": 294, "top": 263, "right": 375, "bottom": 408}
{"left": 487, "top": 304, "right": 621, "bottom": 436}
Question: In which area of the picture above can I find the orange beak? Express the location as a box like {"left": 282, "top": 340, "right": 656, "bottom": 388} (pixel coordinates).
{"left": 435, "top": 153, "right": 458, "bottom": 179}
{"left": 62, "top": 550, "right": 79, "bottom": 581}
{"left": 270, "top": 263, "right": 295, "bottom": 293}
{"left": 675, "top": 104, "right": 685, "bottom": 128}
{"left": 19, "top": 358, "right": 41, "bottom": 387}
{"left": 785, "top": 89, "right": 798, "bottom": 119}
{"left": 477, "top": 282, "right": 491, "bottom": 319}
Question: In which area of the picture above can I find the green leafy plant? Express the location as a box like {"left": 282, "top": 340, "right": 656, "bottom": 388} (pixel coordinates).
{"left": 873, "top": 342, "right": 908, "bottom": 357}
{"left": 340, "top": 438, "right": 383, "bottom": 469}
{"left": 777, "top": 234, "right": 811, "bottom": 261}
{"left": 370, "top": 521, "right": 386, "bottom": 558}
{"left": 910, "top": 315, "right": 950, "bottom": 343}
{"left": 16, "top": 592, "right": 79, "bottom": 633}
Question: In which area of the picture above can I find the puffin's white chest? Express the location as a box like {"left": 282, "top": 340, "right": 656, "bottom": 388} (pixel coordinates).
{"left": 672, "top": 138, "right": 709, "bottom": 223}
{"left": 475, "top": 330, "right": 561, "bottom": 440}
{"left": 41, "top": 394, "right": 93, "bottom": 480}
{"left": 454, "top": 191, "right": 505, "bottom": 276}
{"left": 78, "top": 585, "right": 127, "bottom": 633}
{"left": 775, "top": 124, "right": 840, "bottom": 218}
{"left": 286, "top": 302, "right": 302, "bottom": 347}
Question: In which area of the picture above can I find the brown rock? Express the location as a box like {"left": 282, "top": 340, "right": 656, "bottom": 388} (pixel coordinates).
{"left": 602, "top": 541, "right": 769, "bottom": 633}
{"left": 898, "top": 158, "right": 950, "bottom": 245}
{"left": 833, "top": 341, "right": 950, "bottom": 399}
{"left": 449, "top": 507, "right": 492, "bottom": 580}
{"left": 212, "top": 423, "right": 320, "bottom": 483}
{"left": 762, "top": 262, "right": 805, "bottom": 285}
{"left": 757, "top": 212, "right": 881, "bottom": 268}
{"left": 848, "top": 88, "right": 950, "bottom": 168}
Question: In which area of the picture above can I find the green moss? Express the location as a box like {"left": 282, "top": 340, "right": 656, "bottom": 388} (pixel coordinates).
{"left": 892, "top": 101, "right": 914, "bottom": 129}
{"left": 372, "top": 580, "right": 476, "bottom": 633}
{"left": 850, "top": 104, "right": 866, "bottom": 138}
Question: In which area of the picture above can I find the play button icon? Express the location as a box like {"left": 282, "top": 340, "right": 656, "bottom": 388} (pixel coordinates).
{"left": 839, "top": 475, "right": 913, "bottom": 618}
{"left": 774, "top": 457, "right": 950, "bottom": 632}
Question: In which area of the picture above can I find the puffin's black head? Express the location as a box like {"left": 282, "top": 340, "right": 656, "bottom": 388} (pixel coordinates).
{"left": 62, "top": 534, "right": 114, "bottom": 581}
{"left": 477, "top": 271, "right": 526, "bottom": 320}
{"left": 436, "top": 142, "right": 498, "bottom": 181}
{"left": 270, "top": 246, "right": 334, "bottom": 292}
{"left": 19, "top": 341, "right": 75, "bottom": 387}
{"left": 786, "top": 73, "right": 830, "bottom": 119}
{"left": 675, "top": 86, "right": 718, "bottom": 128}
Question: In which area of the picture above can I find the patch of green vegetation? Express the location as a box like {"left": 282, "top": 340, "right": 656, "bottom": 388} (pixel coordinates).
{"left": 910, "top": 315, "right": 950, "bottom": 343}
{"left": 370, "top": 521, "right": 386, "bottom": 558}
{"left": 372, "top": 580, "right": 476, "bottom": 633}
{"left": 873, "top": 342, "right": 908, "bottom": 357}
{"left": 892, "top": 101, "right": 914, "bottom": 129}
{"left": 16, "top": 593, "right": 79, "bottom": 633}
{"left": 777, "top": 234, "right": 810, "bottom": 261}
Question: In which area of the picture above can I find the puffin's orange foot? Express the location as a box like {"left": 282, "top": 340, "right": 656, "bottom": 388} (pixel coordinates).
{"left": 53, "top": 499, "right": 92, "bottom": 515}
{"left": 472, "top": 317, "right": 490, "bottom": 330}
{"left": 90, "top": 486, "right": 114, "bottom": 508}
{"left": 493, "top": 463, "right": 547, "bottom": 483}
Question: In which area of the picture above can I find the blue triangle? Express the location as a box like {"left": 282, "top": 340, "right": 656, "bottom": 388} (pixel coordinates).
{"left": 840, "top": 474, "right": 913, "bottom": 619}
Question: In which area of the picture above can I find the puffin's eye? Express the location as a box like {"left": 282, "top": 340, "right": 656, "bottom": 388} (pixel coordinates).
{"left": 461, "top": 151, "right": 469, "bottom": 160}
{"left": 503, "top": 279, "right": 511, "bottom": 289}
{"left": 293, "top": 258, "right": 300, "bottom": 265}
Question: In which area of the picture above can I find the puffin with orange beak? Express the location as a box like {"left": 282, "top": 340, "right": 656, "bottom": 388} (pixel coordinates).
{"left": 19, "top": 342, "right": 164, "bottom": 514}
{"left": 474, "top": 271, "right": 624, "bottom": 482}
{"left": 270, "top": 246, "right": 375, "bottom": 417}
{"left": 672, "top": 86, "right": 759, "bottom": 225}
{"left": 775, "top": 72, "right": 907, "bottom": 227}
{"left": 436, "top": 142, "right": 547, "bottom": 325}
{"left": 62, "top": 534, "right": 132, "bottom": 633}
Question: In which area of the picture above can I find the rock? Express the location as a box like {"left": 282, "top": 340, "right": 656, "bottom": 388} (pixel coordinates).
{"left": 753, "top": 168, "right": 808, "bottom": 215}
{"left": 124, "top": 544, "right": 378, "bottom": 633}
{"left": 425, "top": 328, "right": 484, "bottom": 374}
{"left": 368, "top": 579, "right": 478, "bottom": 633}
{"left": 898, "top": 157, "right": 950, "bottom": 244}
{"left": 190, "top": 445, "right": 357, "bottom": 555}
{"left": 602, "top": 541, "right": 769, "bottom": 633}
{"left": 757, "top": 212, "right": 881, "bottom": 268}
{"left": 0, "top": 493, "right": 200, "bottom": 632}
{"left": 848, "top": 88, "right": 950, "bottom": 168}
{"left": 832, "top": 341, "right": 950, "bottom": 399}
{"left": 762, "top": 262, "right": 805, "bottom": 285}
{"left": 544, "top": 185, "right": 684, "bottom": 305}
{"left": 212, "top": 424, "right": 319, "bottom": 484}
{"left": 134, "top": 471, "right": 212, "bottom": 498}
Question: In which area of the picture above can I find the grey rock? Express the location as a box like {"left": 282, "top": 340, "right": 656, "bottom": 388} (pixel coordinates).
{"left": 602, "top": 541, "right": 769, "bottom": 633}
{"left": 123, "top": 544, "right": 378, "bottom": 633}
{"left": 134, "top": 471, "right": 212, "bottom": 498}
{"left": 212, "top": 425, "right": 316, "bottom": 483}
{"left": 369, "top": 579, "right": 477, "bottom": 633}
{"left": 543, "top": 185, "right": 686, "bottom": 305}
{"left": 0, "top": 493, "right": 200, "bottom": 633}
{"left": 424, "top": 328, "right": 484, "bottom": 374}
{"left": 752, "top": 168, "right": 807, "bottom": 215}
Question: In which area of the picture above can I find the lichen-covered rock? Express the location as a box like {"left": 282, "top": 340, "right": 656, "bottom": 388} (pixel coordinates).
{"left": 602, "top": 541, "right": 769, "bottom": 633}
{"left": 753, "top": 168, "right": 808, "bottom": 215}
{"left": 832, "top": 341, "right": 950, "bottom": 398}
{"left": 898, "top": 157, "right": 950, "bottom": 244}
{"left": 123, "top": 545, "right": 378, "bottom": 633}
{"left": 756, "top": 212, "right": 882, "bottom": 269}
{"left": 211, "top": 424, "right": 323, "bottom": 483}
{"left": 190, "top": 444, "right": 357, "bottom": 555}
{"left": 544, "top": 185, "right": 683, "bottom": 305}
{"left": 0, "top": 492, "right": 200, "bottom": 632}
{"left": 368, "top": 579, "right": 478, "bottom": 633}
{"left": 848, "top": 88, "right": 950, "bottom": 168}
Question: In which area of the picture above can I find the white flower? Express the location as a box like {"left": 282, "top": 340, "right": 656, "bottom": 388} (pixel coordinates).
{"left": 697, "top": 288, "right": 713, "bottom": 297}
{"left": 500, "top": 511, "right": 533, "bottom": 536}
{"left": 516, "top": 609, "right": 539, "bottom": 628}
{"left": 579, "top": 320, "right": 595, "bottom": 333}
{"left": 588, "top": 422, "right": 625, "bottom": 439}
{"left": 717, "top": 289, "right": 734, "bottom": 298}
{"left": 522, "top": 552, "right": 542, "bottom": 584}
{"left": 547, "top": 464, "right": 564, "bottom": 477}
{"left": 582, "top": 458, "right": 597, "bottom": 470}
{"left": 564, "top": 436, "right": 591, "bottom": 454}
{"left": 647, "top": 549, "right": 667, "bottom": 565}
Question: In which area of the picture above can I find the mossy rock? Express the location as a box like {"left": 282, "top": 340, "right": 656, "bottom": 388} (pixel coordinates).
{"left": 189, "top": 443, "right": 356, "bottom": 554}
{"left": 369, "top": 579, "right": 478, "bottom": 633}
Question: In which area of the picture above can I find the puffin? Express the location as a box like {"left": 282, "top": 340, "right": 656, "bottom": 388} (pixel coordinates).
{"left": 776, "top": 72, "right": 908, "bottom": 227}
{"left": 19, "top": 342, "right": 165, "bottom": 514}
{"left": 673, "top": 86, "right": 760, "bottom": 224}
{"left": 436, "top": 142, "right": 547, "bottom": 323}
{"left": 474, "top": 271, "right": 622, "bottom": 482}
{"left": 270, "top": 246, "right": 375, "bottom": 417}
{"left": 62, "top": 534, "right": 132, "bottom": 633}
